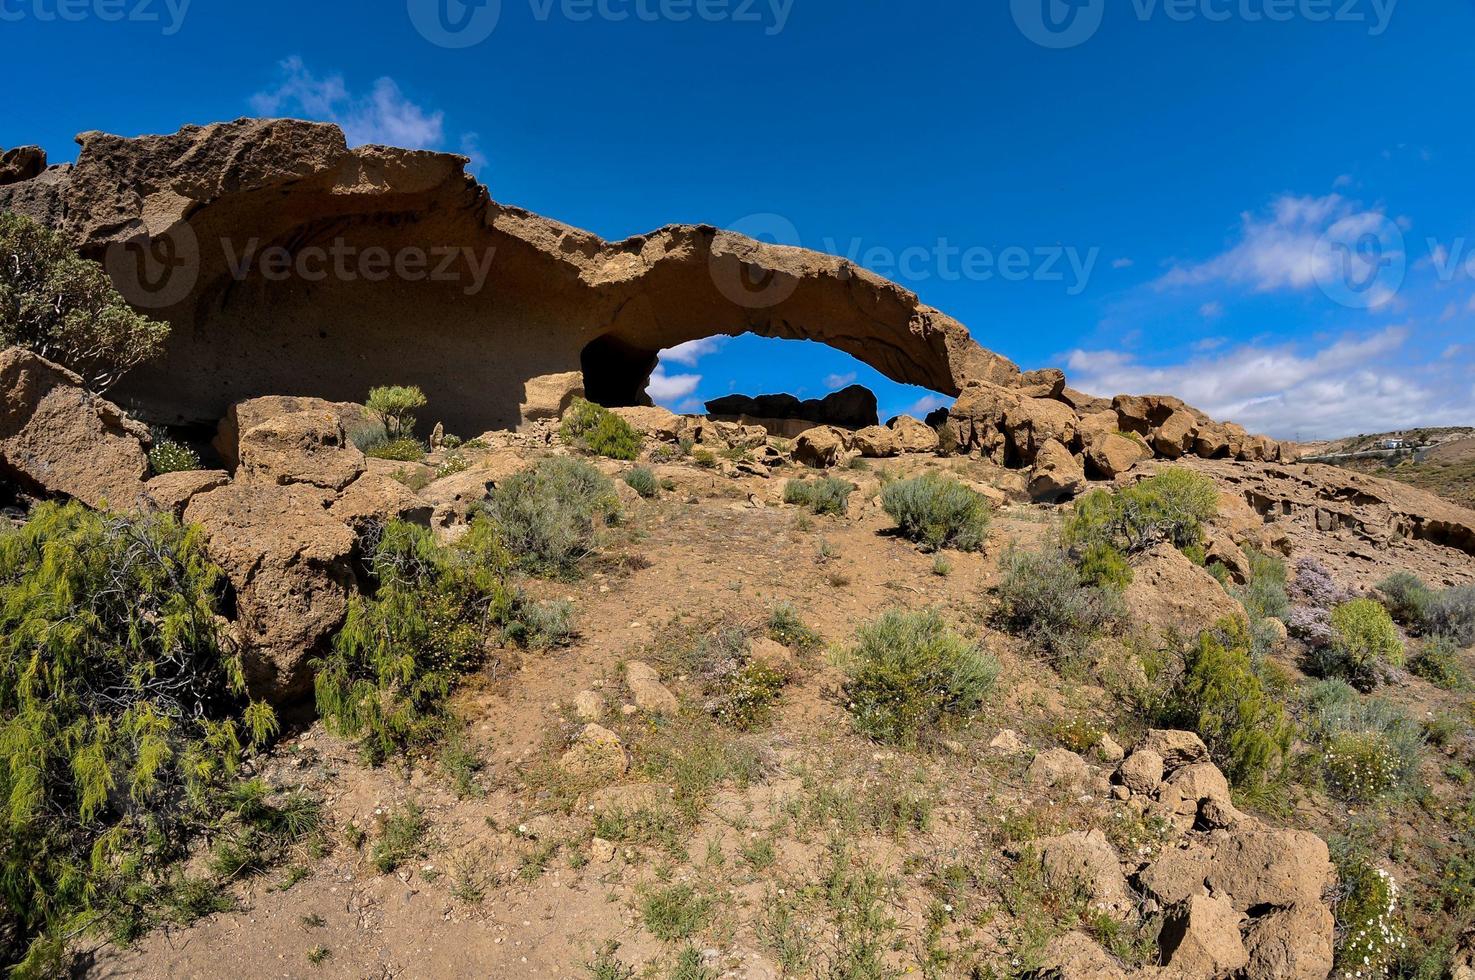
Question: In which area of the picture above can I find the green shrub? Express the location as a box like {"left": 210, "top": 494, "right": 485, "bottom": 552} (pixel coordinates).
{"left": 767, "top": 603, "right": 822, "bottom": 652}
{"left": 148, "top": 433, "right": 202, "bottom": 475}
{"left": 624, "top": 467, "right": 659, "bottom": 499}
{"left": 314, "top": 518, "right": 517, "bottom": 763}
{"left": 1314, "top": 599, "right": 1405, "bottom": 691}
{"left": 1377, "top": 571, "right": 1435, "bottom": 628}
{"left": 839, "top": 609, "right": 999, "bottom": 745}
{"left": 783, "top": 476, "right": 854, "bottom": 516}
{"left": 0, "top": 211, "right": 170, "bottom": 391}
{"left": 0, "top": 502, "right": 278, "bottom": 971}
{"left": 1305, "top": 681, "right": 1424, "bottom": 801}
{"left": 1409, "top": 634, "right": 1467, "bottom": 690}
{"left": 1236, "top": 549, "right": 1291, "bottom": 622}
{"left": 365, "top": 385, "right": 428, "bottom": 440}
{"left": 1062, "top": 469, "right": 1218, "bottom": 557}
{"left": 364, "top": 437, "right": 428, "bottom": 462}
{"left": 1331, "top": 843, "right": 1404, "bottom": 979}
{"left": 641, "top": 884, "right": 712, "bottom": 941}
{"left": 482, "top": 457, "right": 621, "bottom": 577}
{"left": 1426, "top": 585, "right": 1475, "bottom": 647}
{"left": 880, "top": 473, "right": 992, "bottom": 552}
{"left": 1076, "top": 540, "right": 1133, "bottom": 590}
{"left": 994, "top": 547, "right": 1123, "bottom": 665}
{"left": 1158, "top": 621, "right": 1294, "bottom": 789}
{"left": 559, "top": 399, "right": 642, "bottom": 461}
{"left": 503, "top": 599, "right": 576, "bottom": 651}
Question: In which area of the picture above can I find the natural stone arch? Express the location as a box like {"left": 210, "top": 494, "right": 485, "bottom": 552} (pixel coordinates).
{"left": 0, "top": 119, "right": 1024, "bottom": 434}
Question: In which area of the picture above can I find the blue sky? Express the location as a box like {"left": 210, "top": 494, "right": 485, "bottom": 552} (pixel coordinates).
{"left": 4, "top": 0, "right": 1474, "bottom": 438}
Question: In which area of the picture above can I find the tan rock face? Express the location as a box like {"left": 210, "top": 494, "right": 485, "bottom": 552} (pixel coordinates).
{"left": 329, "top": 471, "right": 435, "bottom": 533}
{"left": 610, "top": 405, "right": 690, "bottom": 443}
{"left": 0, "top": 347, "right": 151, "bottom": 509}
{"left": 214, "top": 395, "right": 370, "bottom": 471}
{"left": 236, "top": 411, "right": 366, "bottom": 491}
{"left": 1038, "top": 830, "right": 1134, "bottom": 915}
{"left": 142, "top": 469, "right": 231, "bottom": 517}
{"left": 794, "top": 426, "right": 851, "bottom": 468}
{"left": 1160, "top": 894, "right": 1248, "bottom": 975}
{"left": 184, "top": 482, "right": 357, "bottom": 702}
{"left": 1029, "top": 439, "right": 1086, "bottom": 503}
{"left": 887, "top": 414, "right": 940, "bottom": 454}
{"left": 851, "top": 425, "right": 898, "bottom": 459}
{"left": 1123, "top": 542, "right": 1246, "bottom": 636}
{"left": 0, "top": 119, "right": 1021, "bottom": 434}
{"left": 1084, "top": 432, "right": 1148, "bottom": 479}
{"left": 1027, "top": 748, "right": 1092, "bottom": 790}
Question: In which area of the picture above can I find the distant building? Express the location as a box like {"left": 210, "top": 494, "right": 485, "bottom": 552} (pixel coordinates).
{"left": 1380, "top": 438, "right": 1408, "bottom": 450}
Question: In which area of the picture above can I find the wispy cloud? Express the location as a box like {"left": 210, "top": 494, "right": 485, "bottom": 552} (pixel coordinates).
{"left": 824, "top": 372, "right": 857, "bottom": 391}
{"left": 659, "top": 337, "right": 725, "bottom": 367}
{"left": 251, "top": 57, "right": 484, "bottom": 172}
{"left": 1065, "top": 327, "right": 1471, "bottom": 440}
{"left": 646, "top": 365, "right": 702, "bottom": 404}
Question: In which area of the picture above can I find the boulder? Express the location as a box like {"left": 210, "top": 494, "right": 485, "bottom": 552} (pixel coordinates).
{"left": 519, "top": 371, "right": 585, "bottom": 428}
{"left": 1138, "top": 843, "right": 1215, "bottom": 906}
{"left": 0, "top": 146, "right": 46, "bottom": 185}
{"left": 1159, "top": 894, "right": 1248, "bottom": 976}
{"left": 142, "top": 469, "right": 231, "bottom": 517}
{"left": 329, "top": 471, "right": 435, "bottom": 533}
{"left": 887, "top": 414, "right": 941, "bottom": 454}
{"left": 1061, "top": 388, "right": 1114, "bottom": 415}
{"left": 708, "top": 420, "right": 770, "bottom": 450}
{"left": 1117, "top": 749, "right": 1164, "bottom": 795}
{"left": 1138, "top": 730, "right": 1211, "bottom": 768}
{"left": 1084, "top": 432, "right": 1149, "bottom": 479}
{"left": 0, "top": 347, "right": 150, "bottom": 509}
{"left": 625, "top": 661, "right": 679, "bottom": 716}
{"left": 1162, "top": 762, "right": 1234, "bottom": 813}
{"left": 558, "top": 724, "right": 629, "bottom": 781}
{"left": 573, "top": 690, "right": 605, "bottom": 722}
{"left": 1242, "top": 903, "right": 1335, "bottom": 980}
{"left": 851, "top": 425, "right": 898, "bottom": 458}
{"left": 1027, "top": 748, "right": 1092, "bottom": 790}
{"left": 1016, "top": 368, "right": 1067, "bottom": 400}
{"left": 1113, "top": 394, "right": 1186, "bottom": 436}
{"left": 794, "top": 426, "right": 851, "bottom": 468}
{"left": 1152, "top": 410, "right": 1198, "bottom": 459}
{"left": 236, "top": 411, "right": 366, "bottom": 491}
{"left": 1038, "top": 830, "right": 1134, "bottom": 915}
{"left": 1004, "top": 397, "right": 1078, "bottom": 462}
{"left": 1029, "top": 439, "right": 1086, "bottom": 503}
{"left": 184, "top": 482, "right": 356, "bottom": 703}
{"left": 214, "top": 395, "right": 370, "bottom": 471}
{"left": 611, "top": 405, "right": 690, "bottom": 442}
{"left": 1206, "top": 828, "right": 1333, "bottom": 912}
{"left": 1031, "top": 932, "right": 1127, "bottom": 980}
{"left": 1123, "top": 543, "right": 1246, "bottom": 636}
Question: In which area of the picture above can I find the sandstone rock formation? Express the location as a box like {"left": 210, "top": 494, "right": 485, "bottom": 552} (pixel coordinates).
{"left": 706, "top": 384, "right": 879, "bottom": 430}
{"left": 0, "top": 347, "right": 151, "bottom": 509}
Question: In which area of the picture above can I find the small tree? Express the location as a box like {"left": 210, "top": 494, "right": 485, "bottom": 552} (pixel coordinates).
{"left": 0, "top": 210, "right": 170, "bottom": 391}
{"left": 365, "top": 385, "right": 428, "bottom": 439}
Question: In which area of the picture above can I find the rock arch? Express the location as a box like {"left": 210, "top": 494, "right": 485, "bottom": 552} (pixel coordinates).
{"left": 0, "top": 119, "right": 1023, "bottom": 434}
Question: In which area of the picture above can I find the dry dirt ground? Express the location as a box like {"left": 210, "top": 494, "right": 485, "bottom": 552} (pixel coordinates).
{"left": 79, "top": 453, "right": 1475, "bottom": 980}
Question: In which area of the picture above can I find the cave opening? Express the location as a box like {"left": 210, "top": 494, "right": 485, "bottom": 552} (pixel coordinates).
{"left": 580, "top": 334, "right": 661, "bottom": 409}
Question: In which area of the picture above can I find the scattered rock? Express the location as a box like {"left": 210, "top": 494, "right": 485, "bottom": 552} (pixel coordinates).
{"left": 1124, "top": 542, "right": 1247, "bottom": 636}
{"left": 887, "top": 414, "right": 941, "bottom": 454}
{"left": 1242, "top": 902, "right": 1335, "bottom": 980}
{"left": 589, "top": 837, "right": 617, "bottom": 863}
{"left": 1084, "top": 431, "right": 1148, "bottom": 479}
{"left": 625, "top": 661, "right": 679, "bottom": 715}
{"left": 558, "top": 725, "right": 629, "bottom": 781}
{"left": 329, "top": 471, "right": 435, "bottom": 533}
{"left": 1138, "top": 730, "right": 1210, "bottom": 768}
{"left": 1029, "top": 438, "right": 1086, "bottom": 503}
{"left": 1031, "top": 931, "right": 1128, "bottom": 979}
{"left": 1095, "top": 734, "right": 1125, "bottom": 763}
{"left": 1027, "top": 748, "right": 1091, "bottom": 790}
{"left": 793, "top": 426, "right": 852, "bottom": 468}
{"left": 142, "top": 469, "right": 230, "bottom": 517}
{"left": 0, "top": 347, "right": 151, "bottom": 510}
{"left": 1038, "top": 830, "right": 1134, "bottom": 915}
{"left": 611, "top": 405, "right": 693, "bottom": 442}
{"left": 851, "top": 425, "right": 898, "bottom": 459}
{"left": 990, "top": 729, "right": 1027, "bottom": 754}
{"left": 573, "top": 690, "right": 605, "bottom": 723}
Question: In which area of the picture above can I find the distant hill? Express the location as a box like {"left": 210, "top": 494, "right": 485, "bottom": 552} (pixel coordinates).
{"left": 1300, "top": 426, "right": 1475, "bottom": 511}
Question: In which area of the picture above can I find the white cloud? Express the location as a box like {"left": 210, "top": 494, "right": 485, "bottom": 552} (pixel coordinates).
{"left": 1112, "top": 258, "right": 1134, "bottom": 269}
{"left": 824, "top": 372, "right": 857, "bottom": 391}
{"left": 659, "top": 337, "right": 724, "bottom": 367}
{"left": 905, "top": 393, "right": 952, "bottom": 418}
{"left": 251, "top": 57, "right": 463, "bottom": 154}
{"left": 646, "top": 365, "right": 702, "bottom": 404}
{"left": 1199, "top": 301, "right": 1225, "bottom": 320}
{"left": 1064, "top": 327, "right": 1469, "bottom": 440}
{"left": 1155, "top": 193, "right": 1401, "bottom": 307}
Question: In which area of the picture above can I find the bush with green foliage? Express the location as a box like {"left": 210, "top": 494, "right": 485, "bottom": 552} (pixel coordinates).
{"left": 1062, "top": 468, "right": 1219, "bottom": 558}
{"left": 559, "top": 399, "right": 643, "bottom": 461}
{"left": 503, "top": 598, "right": 576, "bottom": 651}
{"left": 148, "top": 432, "right": 203, "bottom": 475}
{"left": 880, "top": 473, "right": 991, "bottom": 552}
{"left": 1331, "top": 842, "right": 1405, "bottom": 979}
{"left": 994, "top": 547, "right": 1124, "bottom": 665}
{"left": 1409, "top": 634, "right": 1467, "bottom": 690}
{"left": 1425, "top": 584, "right": 1475, "bottom": 647}
{"left": 1156, "top": 621, "right": 1294, "bottom": 789}
{"left": 1235, "top": 549, "right": 1291, "bottom": 622}
{"left": 0, "top": 502, "right": 278, "bottom": 972}
{"left": 839, "top": 609, "right": 999, "bottom": 745}
{"left": 1377, "top": 571, "right": 1436, "bottom": 628}
{"left": 1313, "top": 598, "right": 1405, "bottom": 691}
{"left": 783, "top": 476, "right": 854, "bottom": 516}
{"left": 314, "top": 518, "right": 518, "bottom": 762}
{"left": 1305, "top": 680, "right": 1424, "bottom": 801}
{"left": 623, "top": 467, "right": 659, "bottom": 499}
{"left": 0, "top": 211, "right": 170, "bottom": 391}
{"left": 767, "top": 603, "right": 822, "bottom": 652}
{"left": 481, "top": 457, "right": 621, "bottom": 577}
{"left": 365, "top": 437, "right": 428, "bottom": 462}
{"left": 365, "top": 385, "right": 428, "bottom": 440}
